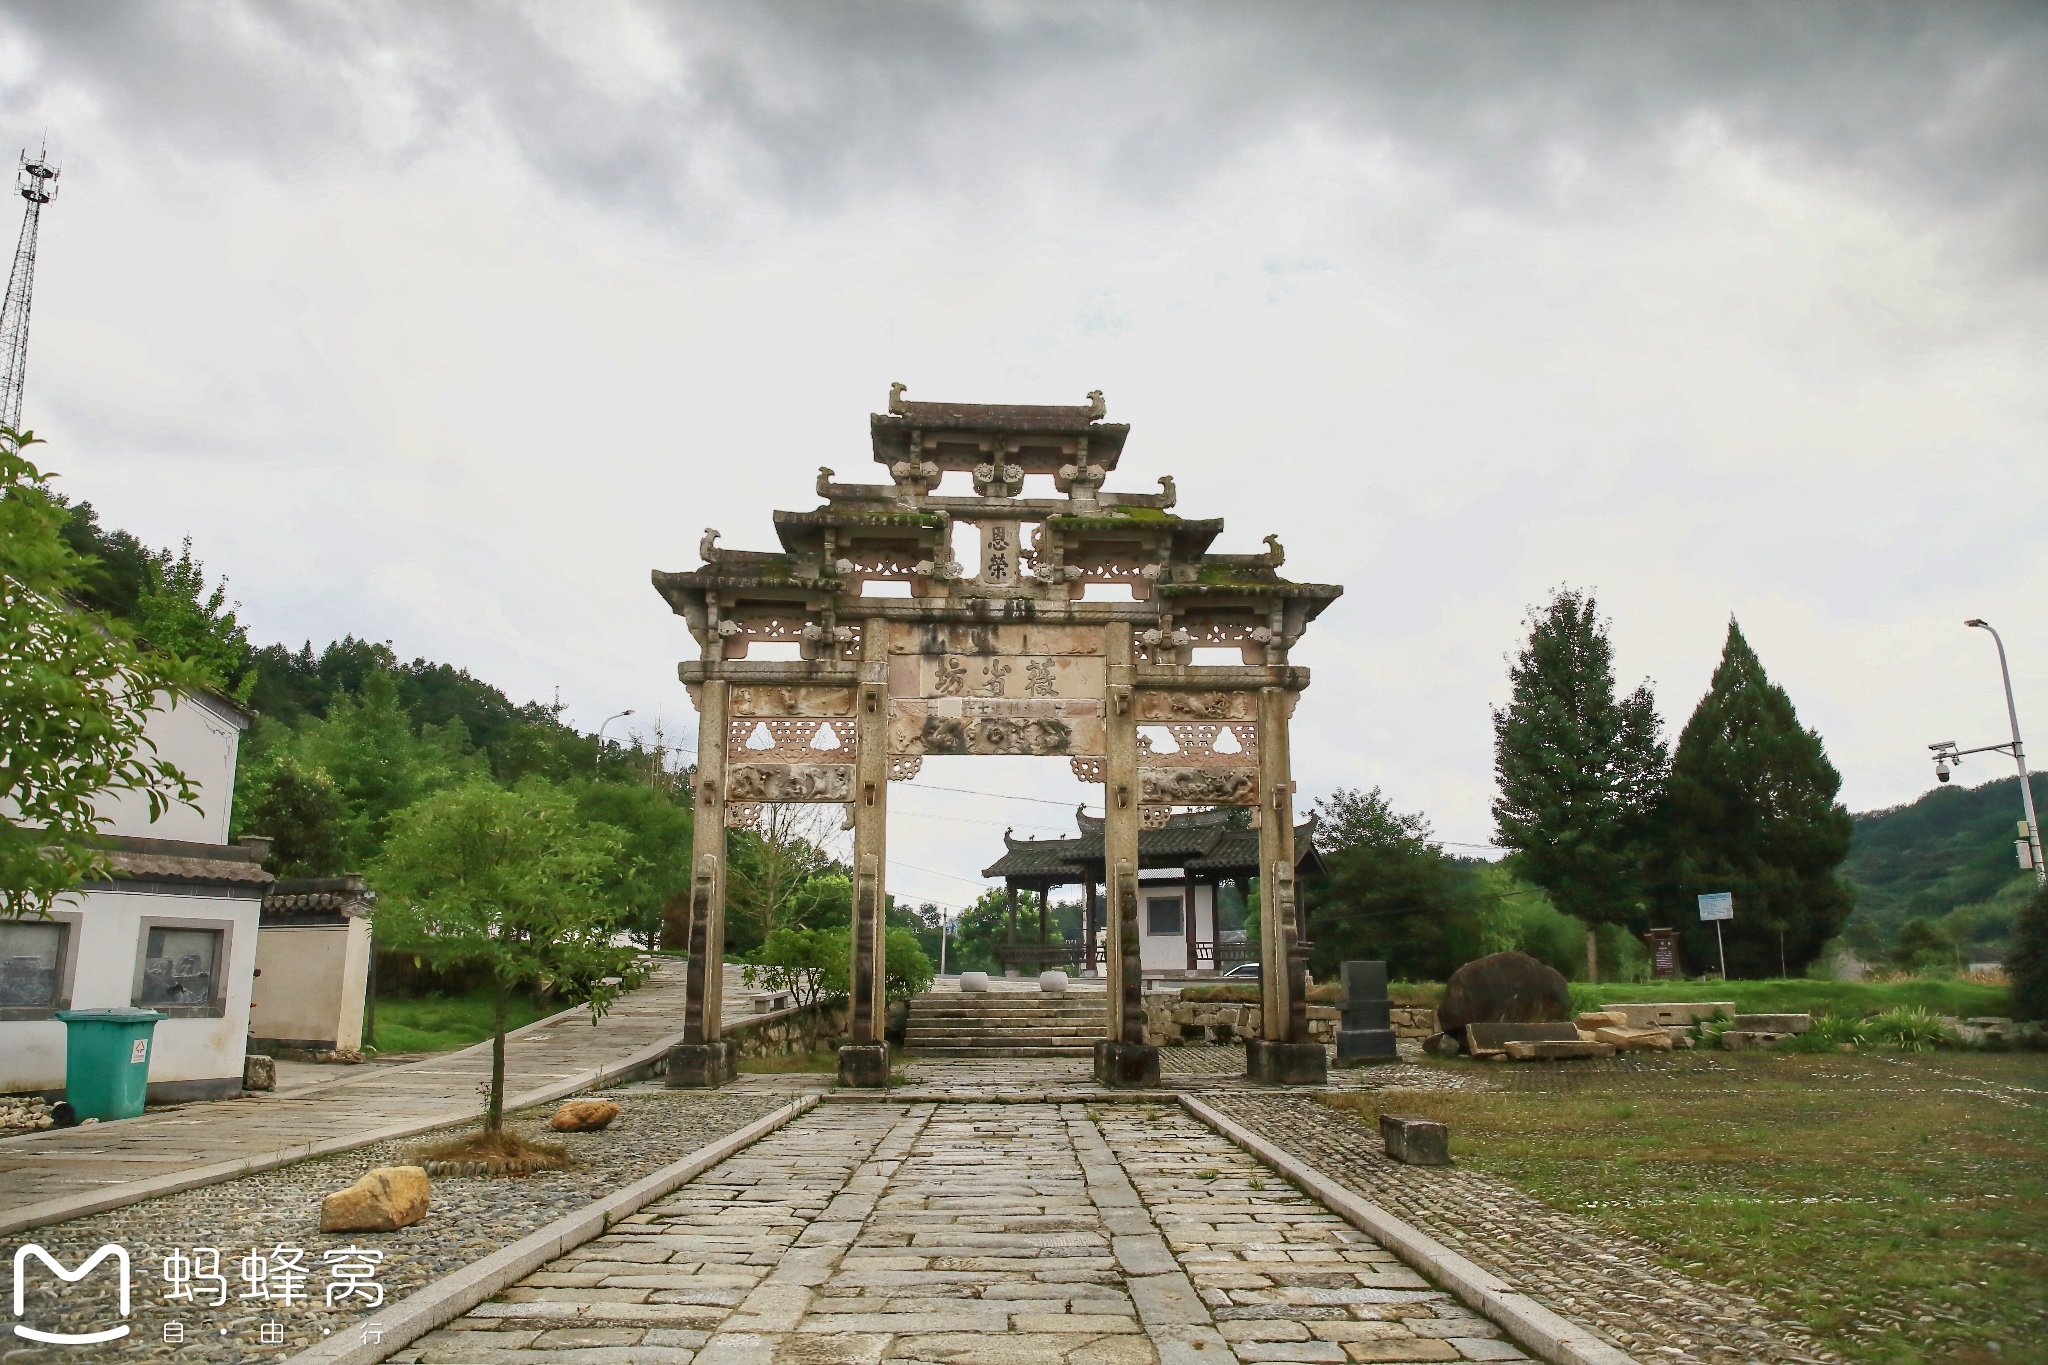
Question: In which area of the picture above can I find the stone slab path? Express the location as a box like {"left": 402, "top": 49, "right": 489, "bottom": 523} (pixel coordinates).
{"left": 399, "top": 1100, "right": 1523, "bottom": 1364}
{"left": 0, "top": 963, "right": 756, "bottom": 1234}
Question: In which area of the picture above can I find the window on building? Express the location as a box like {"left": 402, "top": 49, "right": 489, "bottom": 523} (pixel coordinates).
{"left": 1146, "top": 894, "right": 1185, "bottom": 936}
{"left": 138, "top": 925, "right": 224, "bottom": 1014}
{"left": 0, "top": 919, "right": 70, "bottom": 1015}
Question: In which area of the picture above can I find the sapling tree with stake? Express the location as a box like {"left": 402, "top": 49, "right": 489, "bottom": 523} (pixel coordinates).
{"left": 370, "top": 777, "right": 646, "bottom": 1137}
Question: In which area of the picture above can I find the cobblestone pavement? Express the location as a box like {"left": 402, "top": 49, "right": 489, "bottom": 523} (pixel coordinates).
{"left": 4, "top": 1089, "right": 784, "bottom": 1364}
{"left": 404, "top": 1100, "right": 1521, "bottom": 1364}
{"left": 1205, "top": 1094, "right": 1841, "bottom": 1365}
{"left": 0, "top": 965, "right": 757, "bottom": 1227}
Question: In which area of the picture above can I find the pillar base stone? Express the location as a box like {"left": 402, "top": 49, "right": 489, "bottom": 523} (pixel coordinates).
{"left": 1246, "top": 1038, "right": 1328, "bottom": 1086}
{"left": 664, "top": 1041, "right": 735, "bottom": 1089}
{"left": 1092, "top": 1040, "right": 1161, "bottom": 1088}
{"left": 1335, "top": 1027, "right": 1399, "bottom": 1065}
{"left": 837, "top": 1042, "right": 890, "bottom": 1089}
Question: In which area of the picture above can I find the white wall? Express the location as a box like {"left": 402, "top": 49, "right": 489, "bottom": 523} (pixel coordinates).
{"left": 251, "top": 920, "right": 371, "bottom": 1051}
{"left": 0, "top": 887, "right": 260, "bottom": 1095}
{"left": 93, "top": 691, "right": 245, "bottom": 844}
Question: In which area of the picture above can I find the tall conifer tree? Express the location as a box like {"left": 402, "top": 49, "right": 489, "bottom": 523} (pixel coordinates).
{"left": 1492, "top": 589, "right": 1668, "bottom": 978}
{"left": 1654, "top": 620, "right": 1853, "bottom": 977}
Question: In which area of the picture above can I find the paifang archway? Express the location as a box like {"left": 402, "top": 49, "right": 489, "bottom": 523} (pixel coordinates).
{"left": 652, "top": 388, "right": 1342, "bottom": 1087}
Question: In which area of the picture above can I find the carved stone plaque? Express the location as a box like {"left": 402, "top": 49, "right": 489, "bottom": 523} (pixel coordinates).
{"left": 1139, "top": 767, "right": 1258, "bottom": 805}
{"left": 890, "top": 698, "right": 1104, "bottom": 756}
{"left": 888, "top": 651, "right": 1106, "bottom": 701}
{"left": 731, "top": 685, "right": 857, "bottom": 717}
{"left": 886, "top": 622, "right": 1105, "bottom": 658}
{"left": 1136, "top": 691, "right": 1257, "bottom": 722}
{"left": 726, "top": 764, "right": 855, "bottom": 802}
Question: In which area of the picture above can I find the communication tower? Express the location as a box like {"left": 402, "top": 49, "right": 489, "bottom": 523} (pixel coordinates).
{"left": 0, "top": 143, "right": 59, "bottom": 431}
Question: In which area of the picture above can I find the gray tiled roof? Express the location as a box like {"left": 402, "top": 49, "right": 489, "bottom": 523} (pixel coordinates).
{"left": 981, "top": 810, "right": 1319, "bottom": 882}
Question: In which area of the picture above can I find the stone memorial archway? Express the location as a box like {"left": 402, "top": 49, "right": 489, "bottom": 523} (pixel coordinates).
{"left": 653, "top": 388, "right": 1341, "bottom": 1087}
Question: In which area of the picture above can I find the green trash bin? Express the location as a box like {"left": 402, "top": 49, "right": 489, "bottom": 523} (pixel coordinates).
{"left": 56, "top": 1008, "right": 166, "bottom": 1121}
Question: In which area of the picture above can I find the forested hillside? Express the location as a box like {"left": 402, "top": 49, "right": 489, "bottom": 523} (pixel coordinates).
{"left": 1841, "top": 773, "right": 2043, "bottom": 965}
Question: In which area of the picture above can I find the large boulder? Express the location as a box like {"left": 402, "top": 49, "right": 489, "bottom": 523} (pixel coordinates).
{"left": 320, "top": 1166, "right": 430, "bottom": 1233}
{"left": 1436, "top": 951, "right": 1572, "bottom": 1037}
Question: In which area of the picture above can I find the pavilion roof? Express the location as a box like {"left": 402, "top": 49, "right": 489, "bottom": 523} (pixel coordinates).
{"left": 980, "top": 807, "right": 1321, "bottom": 882}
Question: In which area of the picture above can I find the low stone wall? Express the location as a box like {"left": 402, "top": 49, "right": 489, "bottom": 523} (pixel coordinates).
{"left": 1143, "top": 995, "right": 1437, "bottom": 1046}
{"left": 720, "top": 998, "right": 908, "bottom": 1058}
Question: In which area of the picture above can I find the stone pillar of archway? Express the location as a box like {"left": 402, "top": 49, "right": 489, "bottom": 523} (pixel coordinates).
{"left": 1094, "top": 622, "right": 1159, "bottom": 1086}
{"left": 1247, "top": 684, "right": 1325, "bottom": 1084}
{"left": 839, "top": 624, "right": 891, "bottom": 1088}
{"left": 666, "top": 678, "right": 734, "bottom": 1088}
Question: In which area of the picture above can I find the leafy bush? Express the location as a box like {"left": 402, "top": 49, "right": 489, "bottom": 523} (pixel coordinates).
{"left": 1863, "top": 1005, "right": 1954, "bottom": 1052}
{"left": 885, "top": 927, "right": 935, "bottom": 1002}
{"left": 743, "top": 927, "right": 849, "bottom": 1008}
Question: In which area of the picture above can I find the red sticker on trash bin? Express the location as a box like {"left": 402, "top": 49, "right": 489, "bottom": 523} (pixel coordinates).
{"left": 131, "top": 1039, "right": 148, "bottom": 1063}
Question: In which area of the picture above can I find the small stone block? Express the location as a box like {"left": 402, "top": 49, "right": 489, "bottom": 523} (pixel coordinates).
{"left": 1463, "top": 1021, "right": 1581, "bottom": 1057}
{"left": 1501, "top": 1039, "right": 1614, "bottom": 1061}
{"left": 1604, "top": 1001, "right": 1734, "bottom": 1028}
{"left": 242, "top": 1055, "right": 276, "bottom": 1091}
{"left": 1093, "top": 1039, "right": 1162, "bottom": 1087}
{"left": 837, "top": 1041, "right": 889, "bottom": 1088}
{"left": 1245, "top": 1038, "right": 1328, "bottom": 1085}
{"left": 664, "top": 1041, "right": 735, "bottom": 1089}
{"left": 1734, "top": 1013, "right": 1812, "bottom": 1035}
{"left": 1591, "top": 1025, "right": 1673, "bottom": 1051}
{"left": 1378, "top": 1113, "right": 1450, "bottom": 1165}
{"left": 1574, "top": 1011, "right": 1628, "bottom": 1029}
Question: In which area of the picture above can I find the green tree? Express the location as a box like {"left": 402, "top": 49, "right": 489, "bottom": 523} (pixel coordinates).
{"left": 1308, "top": 787, "right": 1487, "bottom": 981}
{"left": 2, "top": 429, "right": 200, "bottom": 918}
{"left": 234, "top": 751, "right": 348, "bottom": 876}
{"left": 368, "top": 778, "right": 643, "bottom": 1132}
{"left": 277, "top": 668, "right": 478, "bottom": 866}
{"left": 947, "top": 886, "right": 1014, "bottom": 974}
{"left": 742, "top": 926, "right": 849, "bottom": 1008}
{"left": 1892, "top": 916, "right": 1957, "bottom": 976}
{"left": 568, "top": 778, "right": 695, "bottom": 950}
{"left": 1492, "top": 588, "right": 1667, "bottom": 981}
{"left": 727, "top": 805, "right": 843, "bottom": 949}
{"left": 133, "top": 539, "right": 255, "bottom": 702}
{"left": 884, "top": 925, "right": 936, "bottom": 1002}
{"left": 2009, "top": 881, "right": 2048, "bottom": 1021}
{"left": 1653, "top": 620, "right": 1854, "bottom": 978}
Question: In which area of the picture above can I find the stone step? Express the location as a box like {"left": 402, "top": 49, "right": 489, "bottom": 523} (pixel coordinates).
{"left": 902, "top": 1028, "right": 1105, "bottom": 1041}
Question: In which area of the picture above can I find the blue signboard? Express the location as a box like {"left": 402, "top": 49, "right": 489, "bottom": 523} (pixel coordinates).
{"left": 1697, "top": 892, "right": 1734, "bottom": 922}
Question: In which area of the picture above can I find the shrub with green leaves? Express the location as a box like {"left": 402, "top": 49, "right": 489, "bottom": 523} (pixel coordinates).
{"left": 744, "top": 926, "right": 850, "bottom": 1008}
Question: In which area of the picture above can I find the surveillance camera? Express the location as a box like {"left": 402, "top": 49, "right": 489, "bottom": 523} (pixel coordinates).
{"left": 1936, "top": 764, "right": 1951, "bottom": 783}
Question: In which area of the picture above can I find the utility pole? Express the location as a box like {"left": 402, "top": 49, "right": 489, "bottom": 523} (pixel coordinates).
{"left": 1, "top": 143, "right": 59, "bottom": 431}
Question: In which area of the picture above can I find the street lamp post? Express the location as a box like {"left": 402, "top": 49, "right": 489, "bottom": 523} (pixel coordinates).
{"left": 595, "top": 709, "right": 635, "bottom": 774}
{"left": 1930, "top": 621, "right": 2043, "bottom": 884}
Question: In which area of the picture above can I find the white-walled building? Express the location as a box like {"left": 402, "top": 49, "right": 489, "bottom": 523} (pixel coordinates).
{"left": 980, "top": 808, "right": 1322, "bottom": 977}
{"left": 0, "top": 690, "right": 270, "bottom": 1102}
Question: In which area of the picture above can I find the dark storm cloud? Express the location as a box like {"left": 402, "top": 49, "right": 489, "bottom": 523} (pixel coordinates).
{"left": 6, "top": 1, "right": 2047, "bottom": 256}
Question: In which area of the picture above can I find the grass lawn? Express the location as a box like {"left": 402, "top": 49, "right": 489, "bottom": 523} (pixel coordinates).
{"left": 1327, "top": 1050, "right": 2048, "bottom": 1364}
{"left": 365, "top": 991, "right": 555, "bottom": 1053}
{"left": 736, "top": 1050, "right": 841, "bottom": 1074}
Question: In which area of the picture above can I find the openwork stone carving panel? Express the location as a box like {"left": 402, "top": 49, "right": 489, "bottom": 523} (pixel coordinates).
{"left": 1136, "top": 722, "right": 1258, "bottom": 765}
{"left": 728, "top": 717, "right": 855, "bottom": 763}
{"left": 1070, "top": 756, "right": 1106, "bottom": 783}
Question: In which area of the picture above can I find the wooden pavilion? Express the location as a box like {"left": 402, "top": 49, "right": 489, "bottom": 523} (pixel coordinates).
{"left": 980, "top": 808, "right": 1322, "bottom": 977}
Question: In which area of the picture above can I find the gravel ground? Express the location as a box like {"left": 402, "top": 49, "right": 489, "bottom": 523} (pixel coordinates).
{"left": 1207, "top": 1091, "right": 1843, "bottom": 1365}
{"left": 5, "top": 1088, "right": 781, "bottom": 1365}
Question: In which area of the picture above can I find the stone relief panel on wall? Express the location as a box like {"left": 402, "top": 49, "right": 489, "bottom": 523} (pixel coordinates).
{"left": 1138, "top": 767, "right": 1258, "bottom": 806}
{"left": 1134, "top": 691, "right": 1258, "bottom": 722}
{"left": 889, "top": 698, "right": 1104, "bottom": 756}
{"left": 730, "top": 686, "right": 857, "bottom": 718}
{"left": 726, "top": 764, "right": 855, "bottom": 803}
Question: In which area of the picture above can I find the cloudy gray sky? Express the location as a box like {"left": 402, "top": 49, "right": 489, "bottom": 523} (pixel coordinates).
{"left": 5, "top": 1, "right": 2044, "bottom": 911}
